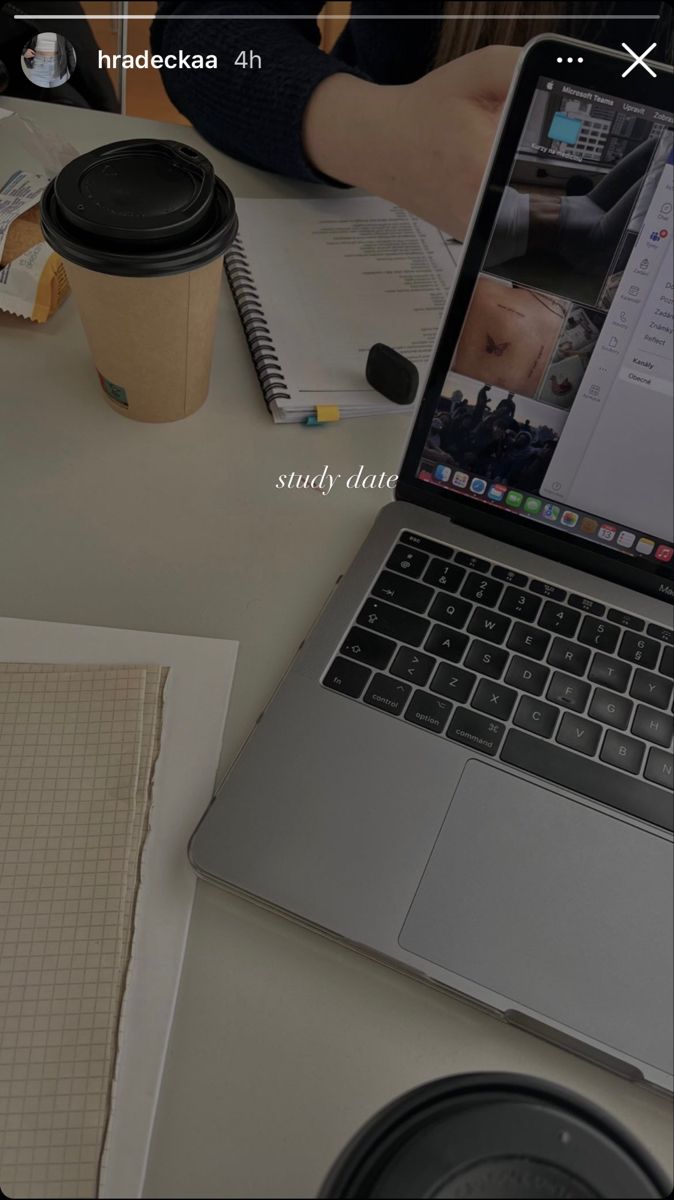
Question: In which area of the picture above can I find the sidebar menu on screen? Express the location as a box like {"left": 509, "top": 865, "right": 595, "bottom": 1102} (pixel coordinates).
{"left": 542, "top": 140, "right": 674, "bottom": 543}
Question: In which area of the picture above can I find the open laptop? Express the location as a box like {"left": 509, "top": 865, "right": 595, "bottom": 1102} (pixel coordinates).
{"left": 191, "top": 36, "right": 674, "bottom": 1092}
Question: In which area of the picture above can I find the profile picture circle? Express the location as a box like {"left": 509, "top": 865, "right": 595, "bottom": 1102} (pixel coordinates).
{"left": 21, "top": 33, "right": 76, "bottom": 89}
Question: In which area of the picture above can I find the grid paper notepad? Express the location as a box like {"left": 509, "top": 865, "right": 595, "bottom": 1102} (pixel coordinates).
{"left": 0, "top": 663, "right": 167, "bottom": 1200}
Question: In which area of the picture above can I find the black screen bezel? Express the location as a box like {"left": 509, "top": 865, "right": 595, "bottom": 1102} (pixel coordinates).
{"left": 397, "top": 35, "right": 674, "bottom": 603}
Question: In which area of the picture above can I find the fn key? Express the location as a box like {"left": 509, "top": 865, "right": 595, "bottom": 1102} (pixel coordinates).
{"left": 323, "top": 656, "right": 370, "bottom": 698}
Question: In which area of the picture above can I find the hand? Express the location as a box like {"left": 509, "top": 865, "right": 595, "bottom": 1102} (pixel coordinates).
{"left": 303, "top": 45, "right": 521, "bottom": 240}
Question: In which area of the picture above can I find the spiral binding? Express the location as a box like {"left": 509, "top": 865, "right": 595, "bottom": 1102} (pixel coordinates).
{"left": 224, "top": 236, "right": 291, "bottom": 409}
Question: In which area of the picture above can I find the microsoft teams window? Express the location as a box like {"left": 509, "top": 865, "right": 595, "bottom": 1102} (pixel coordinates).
{"left": 417, "top": 78, "right": 674, "bottom": 569}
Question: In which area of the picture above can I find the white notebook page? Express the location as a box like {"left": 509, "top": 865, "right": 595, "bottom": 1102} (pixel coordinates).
{"left": 233, "top": 196, "right": 458, "bottom": 420}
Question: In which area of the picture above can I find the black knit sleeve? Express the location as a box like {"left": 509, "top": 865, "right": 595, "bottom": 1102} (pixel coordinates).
{"left": 151, "top": 1, "right": 371, "bottom": 183}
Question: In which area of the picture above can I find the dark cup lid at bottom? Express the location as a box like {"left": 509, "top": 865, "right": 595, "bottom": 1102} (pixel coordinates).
{"left": 319, "top": 1074, "right": 671, "bottom": 1199}
{"left": 41, "top": 139, "right": 237, "bottom": 277}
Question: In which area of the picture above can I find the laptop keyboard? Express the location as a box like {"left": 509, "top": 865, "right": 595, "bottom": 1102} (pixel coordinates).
{"left": 322, "top": 531, "right": 674, "bottom": 833}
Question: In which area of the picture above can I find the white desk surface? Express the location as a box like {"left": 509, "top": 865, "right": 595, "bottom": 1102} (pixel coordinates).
{"left": 1, "top": 97, "right": 671, "bottom": 1198}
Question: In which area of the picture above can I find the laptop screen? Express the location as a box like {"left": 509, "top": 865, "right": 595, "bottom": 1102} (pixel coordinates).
{"left": 415, "top": 74, "right": 673, "bottom": 574}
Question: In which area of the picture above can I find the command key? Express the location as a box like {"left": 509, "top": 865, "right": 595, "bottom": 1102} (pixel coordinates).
{"left": 446, "top": 707, "right": 505, "bottom": 756}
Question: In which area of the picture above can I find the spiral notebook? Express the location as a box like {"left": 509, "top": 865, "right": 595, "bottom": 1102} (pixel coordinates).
{"left": 224, "top": 196, "right": 458, "bottom": 424}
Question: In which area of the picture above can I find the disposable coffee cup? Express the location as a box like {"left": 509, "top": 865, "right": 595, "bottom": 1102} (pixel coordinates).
{"left": 41, "top": 139, "right": 237, "bottom": 421}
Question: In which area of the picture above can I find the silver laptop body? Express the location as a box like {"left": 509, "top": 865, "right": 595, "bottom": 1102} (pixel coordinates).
{"left": 191, "top": 37, "right": 674, "bottom": 1092}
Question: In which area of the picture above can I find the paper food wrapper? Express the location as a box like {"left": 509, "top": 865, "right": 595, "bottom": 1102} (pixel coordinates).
{"left": 65, "top": 258, "right": 223, "bottom": 421}
{"left": 0, "top": 109, "right": 77, "bottom": 322}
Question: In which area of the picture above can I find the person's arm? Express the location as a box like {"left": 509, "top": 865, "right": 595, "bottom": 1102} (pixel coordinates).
{"left": 152, "top": 1, "right": 370, "bottom": 183}
{"left": 153, "top": 5, "right": 519, "bottom": 239}
{"left": 302, "top": 45, "right": 521, "bottom": 239}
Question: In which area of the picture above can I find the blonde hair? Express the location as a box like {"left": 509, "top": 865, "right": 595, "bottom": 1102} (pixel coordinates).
{"left": 435, "top": 1, "right": 580, "bottom": 66}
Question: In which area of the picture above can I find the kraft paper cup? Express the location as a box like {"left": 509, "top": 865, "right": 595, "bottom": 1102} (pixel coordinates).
{"left": 41, "top": 139, "right": 237, "bottom": 422}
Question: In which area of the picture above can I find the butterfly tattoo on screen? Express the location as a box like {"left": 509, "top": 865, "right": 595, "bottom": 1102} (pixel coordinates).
{"left": 485, "top": 334, "right": 509, "bottom": 356}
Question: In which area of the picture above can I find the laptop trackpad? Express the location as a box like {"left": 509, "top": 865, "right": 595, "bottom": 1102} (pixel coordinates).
{"left": 399, "top": 760, "right": 673, "bottom": 1073}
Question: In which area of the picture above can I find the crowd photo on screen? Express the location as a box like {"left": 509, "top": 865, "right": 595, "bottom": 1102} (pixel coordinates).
{"left": 420, "top": 373, "right": 565, "bottom": 491}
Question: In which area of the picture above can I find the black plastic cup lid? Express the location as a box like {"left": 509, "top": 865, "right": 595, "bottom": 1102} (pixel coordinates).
{"left": 40, "top": 139, "right": 237, "bottom": 277}
{"left": 319, "top": 1074, "right": 671, "bottom": 1199}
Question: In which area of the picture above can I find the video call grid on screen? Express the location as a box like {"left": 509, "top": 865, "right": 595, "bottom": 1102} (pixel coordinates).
{"left": 419, "top": 76, "right": 674, "bottom": 563}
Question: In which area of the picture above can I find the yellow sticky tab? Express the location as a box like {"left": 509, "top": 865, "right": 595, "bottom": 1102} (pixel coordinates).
{"left": 314, "top": 405, "right": 341, "bottom": 423}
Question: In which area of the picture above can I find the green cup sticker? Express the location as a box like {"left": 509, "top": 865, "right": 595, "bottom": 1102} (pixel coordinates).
{"left": 97, "top": 371, "right": 128, "bottom": 407}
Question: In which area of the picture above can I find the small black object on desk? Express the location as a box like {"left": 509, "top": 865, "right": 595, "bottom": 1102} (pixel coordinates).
{"left": 366, "top": 342, "right": 419, "bottom": 406}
